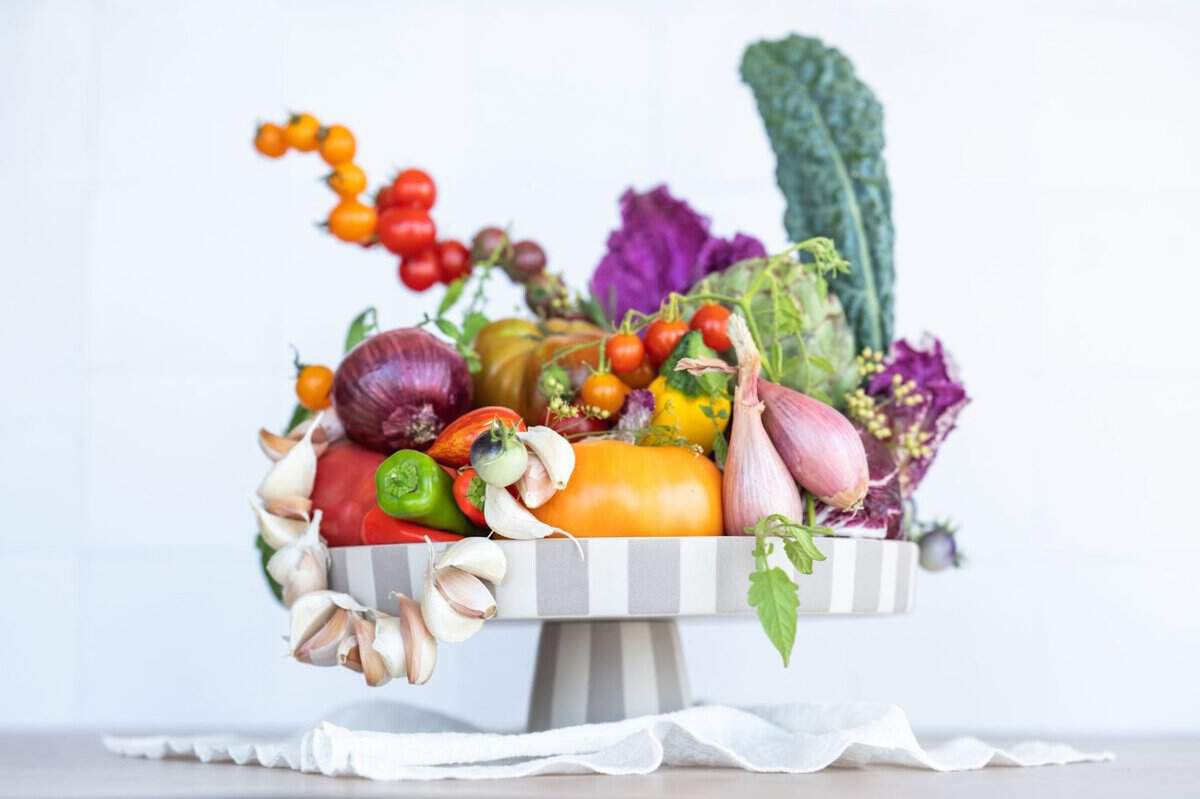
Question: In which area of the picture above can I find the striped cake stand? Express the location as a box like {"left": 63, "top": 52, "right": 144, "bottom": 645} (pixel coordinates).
{"left": 329, "top": 535, "right": 917, "bottom": 732}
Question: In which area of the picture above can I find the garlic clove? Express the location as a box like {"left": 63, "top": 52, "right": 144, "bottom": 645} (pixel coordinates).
{"left": 249, "top": 497, "right": 306, "bottom": 549}
{"left": 484, "top": 483, "right": 582, "bottom": 557}
{"left": 352, "top": 615, "right": 391, "bottom": 687}
{"left": 257, "top": 412, "right": 322, "bottom": 503}
{"left": 517, "top": 426, "right": 575, "bottom": 490}
{"left": 266, "top": 544, "right": 302, "bottom": 586}
{"left": 259, "top": 428, "right": 294, "bottom": 461}
{"left": 420, "top": 542, "right": 484, "bottom": 643}
{"left": 295, "top": 607, "right": 352, "bottom": 666}
{"left": 371, "top": 615, "right": 407, "bottom": 680}
{"left": 281, "top": 549, "right": 328, "bottom": 607}
{"left": 434, "top": 537, "right": 507, "bottom": 584}
{"left": 397, "top": 594, "right": 437, "bottom": 685}
{"left": 288, "top": 590, "right": 370, "bottom": 655}
{"left": 516, "top": 453, "right": 556, "bottom": 509}
{"left": 263, "top": 496, "right": 312, "bottom": 521}
{"left": 337, "top": 637, "right": 362, "bottom": 673}
{"left": 288, "top": 411, "right": 344, "bottom": 444}
{"left": 434, "top": 567, "right": 497, "bottom": 620}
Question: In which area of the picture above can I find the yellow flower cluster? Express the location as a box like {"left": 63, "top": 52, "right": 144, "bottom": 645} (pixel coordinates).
{"left": 900, "top": 422, "right": 933, "bottom": 459}
{"left": 890, "top": 373, "right": 925, "bottom": 407}
{"left": 856, "top": 347, "right": 886, "bottom": 378}
{"left": 846, "top": 388, "right": 891, "bottom": 440}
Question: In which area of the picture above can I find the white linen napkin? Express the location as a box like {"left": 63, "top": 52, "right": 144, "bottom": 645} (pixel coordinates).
{"left": 104, "top": 701, "right": 1112, "bottom": 781}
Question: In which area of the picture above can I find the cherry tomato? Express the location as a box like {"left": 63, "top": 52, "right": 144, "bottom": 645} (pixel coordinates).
{"left": 508, "top": 240, "right": 546, "bottom": 281}
{"left": 606, "top": 333, "right": 644, "bottom": 375}
{"left": 580, "top": 373, "right": 629, "bottom": 417}
{"left": 437, "top": 240, "right": 471, "bottom": 283}
{"left": 619, "top": 358, "right": 656, "bottom": 390}
{"left": 453, "top": 468, "right": 488, "bottom": 527}
{"left": 373, "top": 185, "right": 394, "bottom": 211}
{"left": 689, "top": 304, "right": 732, "bottom": 352}
{"left": 254, "top": 123, "right": 288, "bottom": 158}
{"left": 327, "top": 199, "right": 377, "bottom": 244}
{"left": 471, "top": 227, "right": 512, "bottom": 265}
{"left": 326, "top": 162, "right": 366, "bottom": 199}
{"left": 284, "top": 113, "right": 320, "bottom": 152}
{"left": 295, "top": 365, "right": 334, "bottom": 411}
{"left": 317, "top": 124, "right": 355, "bottom": 166}
{"left": 399, "top": 249, "right": 441, "bottom": 291}
{"left": 390, "top": 168, "right": 436, "bottom": 210}
{"left": 377, "top": 206, "right": 436, "bottom": 256}
{"left": 644, "top": 318, "right": 688, "bottom": 367}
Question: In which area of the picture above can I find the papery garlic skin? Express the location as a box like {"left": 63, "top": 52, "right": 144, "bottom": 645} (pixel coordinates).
{"left": 257, "top": 412, "right": 322, "bottom": 502}
{"left": 759, "top": 379, "right": 868, "bottom": 509}
{"left": 295, "top": 607, "right": 352, "bottom": 667}
{"left": 516, "top": 426, "right": 575, "bottom": 489}
{"left": 288, "top": 590, "right": 370, "bottom": 657}
{"left": 723, "top": 316, "right": 805, "bottom": 535}
{"left": 396, "top": 595, "right": 437, "bottom": 684}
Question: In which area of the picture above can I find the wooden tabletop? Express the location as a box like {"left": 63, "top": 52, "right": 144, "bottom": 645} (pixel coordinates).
{"left": 0, "top": 733, "right": 1194, "bottom": 798}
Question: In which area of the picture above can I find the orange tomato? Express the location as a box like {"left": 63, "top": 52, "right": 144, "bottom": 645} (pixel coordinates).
{"left": 318, "top": 124, "right": 356, "bottom": 166}
{"left": 326, "top": 162, "right": 367, "bottom": 198}
{"left": 296, "top": 365, "right": 334, "bottom": 410}
{"left": 619, "top": 358, "right": 656, "bottom": 390}
{"left": 254, "top": 122, "right": 288, "bottom": 158}
{"left": 531, "top": 440, "right": 722, "bottom": 537}
{"left": 327, "top": 199, "right": 377, "bottom": 243}
{"left": 580, "top": 373, "right": 628, "bottom": 417}
{"left": 285, "top": 113, "right": 320, "bottom": 152}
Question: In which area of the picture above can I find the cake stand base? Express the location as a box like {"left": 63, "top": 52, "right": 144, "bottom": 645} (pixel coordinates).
{"left": 527, "top": 619, "right": 689, "bottom": 732}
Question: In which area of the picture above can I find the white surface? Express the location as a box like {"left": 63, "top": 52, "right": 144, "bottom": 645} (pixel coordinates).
{"left": 103, "top": 701, "right": 1111, "bottom": 780}
{"left": 1, "top": 0, "right": 1197, "bottom": 735}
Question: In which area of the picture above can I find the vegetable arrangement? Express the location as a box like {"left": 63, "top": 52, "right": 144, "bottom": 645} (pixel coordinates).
{"left": 251, "top": 32, "right": 971, "bottom": 678}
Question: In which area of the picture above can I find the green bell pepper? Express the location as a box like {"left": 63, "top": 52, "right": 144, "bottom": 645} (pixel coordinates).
{"left": 375, "top": 450, "right": 481, "bottom": 536}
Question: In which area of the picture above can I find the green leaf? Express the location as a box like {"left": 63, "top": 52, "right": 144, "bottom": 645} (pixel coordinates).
{"left": 662, "top": 331, "right": 728, "bottom": 397}
{"left": 578, "top": 292, "right": 613, "bottom": 331}
{"left": 712, "top": 428, "right": 728, "bottom": 470}
{"left": 344, "top": 307, "right": 378, "bottom": 353}
{"left": 438, "top": 279, "right": 466, "bottom": 317}
{"left": 807, "top": 354, "right": 834, "bottom": 373}
{"left": 255, "top": 534, "right": 285, "bottom": 605}
{"left": 461, "top": 311, "right": 489, "bottom": 345}
{"left": 435, "top": 318, "right": 461, "bottom": 340}
{"left": 741, "top": 35, "right": 895, "bottom": 352}
{"left": 748, "top": 565, "right": 799, "bottom": 666}
{"left": 783, "top": 531, "right": 826, "bottom": 575}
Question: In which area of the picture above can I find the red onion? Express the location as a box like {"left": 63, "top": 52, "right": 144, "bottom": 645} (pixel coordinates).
{"left": 333, "top": 328, "right": 472, "bottom": 453}
{"left": 723, "top": 317, "right": 804, "bottom": 535}
{"left": 759, "top": 379, "right": 868, "bottom": 509}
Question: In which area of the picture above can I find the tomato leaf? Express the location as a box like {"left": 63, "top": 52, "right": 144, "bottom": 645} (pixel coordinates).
{"left": 435, "top": 318, "right": 461, "bottom": 341}
{"left": 438, "top": 279, "right": 466, "bottom": 317}
{"left": 344, "top": 306, "right": 379, "bottom": 353}
{"left": 712, "top": 428, "right": 728, "bottom": 470}
{"left": 461, "top": 311, "right": 489, "bottom": 345}
{"left": 748, "top": 563, "right": 798, "bottom": 666}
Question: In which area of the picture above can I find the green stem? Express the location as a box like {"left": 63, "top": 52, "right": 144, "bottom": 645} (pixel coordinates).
{"left": 805, "top": 491, "right": 816, "bottom": 528}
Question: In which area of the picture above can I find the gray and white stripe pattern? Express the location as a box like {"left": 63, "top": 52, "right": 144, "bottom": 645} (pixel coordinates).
{"left": 327, "top": 536, "right": 917, "bottom": 620}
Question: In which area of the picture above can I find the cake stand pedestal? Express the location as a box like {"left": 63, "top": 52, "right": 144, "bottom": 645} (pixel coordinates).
{"left": 328, "top": 535, "right": 917, "bottom": 732}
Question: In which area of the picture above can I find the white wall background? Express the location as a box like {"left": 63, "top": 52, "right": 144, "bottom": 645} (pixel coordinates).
{"left": 2, "top": 0, "right": 1198, "bottom": 735}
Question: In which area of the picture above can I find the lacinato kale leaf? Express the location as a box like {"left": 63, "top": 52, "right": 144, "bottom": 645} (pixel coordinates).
{"left": 741, "top": 34, "right": 895, "bottom": 352}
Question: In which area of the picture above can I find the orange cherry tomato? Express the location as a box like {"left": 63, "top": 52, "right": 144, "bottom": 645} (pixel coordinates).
{"left": 327, "top": 199, "right": 377, "bottom": 244}
{"left": 254, "top": 122, "right": 288, "bottom": 158}
{"left": 689, "top": 303, "right": 732, "bottom": 352}
{"left": 580, "top": 372, "right": 629, "bottom": 417}
{"left": 644, "top": 318, "right": 688, "bottom": 367}
{"left": 318, "top": 124, "right": 356, "bottom": 166}
{"left": 284, "top": 113, "right": 320, "bottom": 152}
{"left": 326, "top": 162, "right": 367, "bottom": 199}
{"left": 296, "top": 365, "right": 334, "bottom": 411}
{"left": 619, "top": 358, "right": 656, "bottom": 390}
{"left": 605, "top": 333, "right": 645, "bottom": 375}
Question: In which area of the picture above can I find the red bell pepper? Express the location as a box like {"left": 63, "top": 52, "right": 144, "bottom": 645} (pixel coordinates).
{"left": 360, "top": 505, "right": 464, "bottom": 545}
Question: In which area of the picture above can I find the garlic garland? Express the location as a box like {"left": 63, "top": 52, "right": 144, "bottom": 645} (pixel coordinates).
{"left": 516, "top": 426, "right": 575, "bottom": 490}
{"left": 249, "top": 496, "right": 307, "bottom": 550}
{"left": 257, "top": 411, "right": 322, "bottom": 503}
{"left": 266, "top": 511, "right": 330, "bottom": 606}
{"left": 419, "top": 537, "right": 507, "bottom": 643}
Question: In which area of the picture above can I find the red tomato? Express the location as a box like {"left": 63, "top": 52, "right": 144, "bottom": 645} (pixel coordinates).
{"left": 437, "top": 240, "right": 471, "bottom": 283}
{"left": 310, "top": 442, "right": 387, "bottom": 547}
{"left": 689, "top": 304, "right": 732, "bottom": 352}
{"left": 619, "top": 358, "right": 655, "bottom": 390}
{"left": 605, "top": 333, "right": 644, "bottom": 375}
{"left": 399, "top": 249, "right": 441, "bottom": 291}
{"left": 361, "top": 506, "right": 464, "bottom": 545}
{"left": 377, "top": 206, "right": 437, "bottom": 256}
{"left": 644, "top": 319, "right": 688, "bottom": 367}
{"left": 452, "top": 469, "right": 488, "bottom": 527}
{"left": 390, "top": 168, "right": 437, "bottom": 210}
{"left": 374, "top": 185, "right": 395, "bottom": 211}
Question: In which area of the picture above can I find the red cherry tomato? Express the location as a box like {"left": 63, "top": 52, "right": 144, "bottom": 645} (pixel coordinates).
{"left": 452, "top": 469, "right": 488, "bottom": 527}
{"left": 605, "top": 333, "right": 645, "bottom": 375}
{"left": 390, "top": 168, "right": 437, "bottom": 210}
{"left": 689, "top": 304, "right": 732, "bottom": 352}
{"left": 437, "top": 240, "right": 471, "bottom": 283}
{"left": 374, "top": 185, "right": 395, "bottom": 212}
{"left": 644, "top": 319, "right": 689, "bottom": 367}
{"left": 377, "top": 206, "right": 437, "bottom": 256}
{"left": 399, "top": 249, "right": 441, "bottom": 291}
{"left": 619, "top": 358, "right": 656, "bottom": 390}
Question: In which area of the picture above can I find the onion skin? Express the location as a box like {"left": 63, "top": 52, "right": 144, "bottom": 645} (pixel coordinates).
{"left": 758, "top": 379, "right": 868, "bottom": 510}
{"left": 723, "top": 347, "right": 804, "bottom": 536}
{"left": 333, "top": 328, "right": 472, "bottom": 453}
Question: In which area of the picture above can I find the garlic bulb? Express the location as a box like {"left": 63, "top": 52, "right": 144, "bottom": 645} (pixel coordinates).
{"left": 266, "top": 511, "right": 329, "bottom": 607}
{"left": 257, "top": 412, "right": 322, "bottom": 502}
